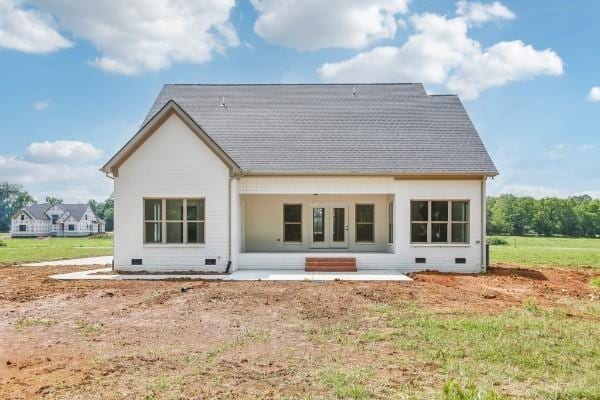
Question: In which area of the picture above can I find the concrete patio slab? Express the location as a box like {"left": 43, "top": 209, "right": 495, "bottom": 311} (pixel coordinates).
{"left": 23, "top": 256, "right": 113, "bottom": 267}
{"left": 50, "top": 268, "right": 412, "bottom": 282}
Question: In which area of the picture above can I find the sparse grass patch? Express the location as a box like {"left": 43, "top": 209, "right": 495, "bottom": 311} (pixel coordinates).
{"left": 319, "top": 367, "right": 374, "bottom": 400}
{"left": 590, "top": 277, "right": 600, "bottom": 289}
{"left": 15, "top": 317, "right": 56, "bottom": 329}
{"left": 74, "top": 319, "right": 101, "bottom": 335}
{"left": 522, "top": 297, "right": 539, "bottom": 312}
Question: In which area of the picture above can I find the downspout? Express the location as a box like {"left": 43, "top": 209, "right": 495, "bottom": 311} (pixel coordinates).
{"left": 481, "top": 176, "right": 487, "bottom": 273}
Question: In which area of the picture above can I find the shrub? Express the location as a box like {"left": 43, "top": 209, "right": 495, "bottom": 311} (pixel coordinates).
{"left": 89, "top": 233, "right": 112, "bottom": 239}
{"left": 487, "top": 237, "right": 509, "bottom": 246}
{"left": 0, "top": 240, "right": 6, "bottom": 247}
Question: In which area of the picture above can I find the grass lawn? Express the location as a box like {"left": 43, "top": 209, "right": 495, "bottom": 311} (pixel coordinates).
{"left": 489, "top": 235, "right": 600, "bottom": 269}
{"left": 0, "top": 233, "right": 112, "bottom": 265}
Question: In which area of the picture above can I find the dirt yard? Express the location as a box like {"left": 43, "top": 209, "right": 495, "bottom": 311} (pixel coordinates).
{"left": 1, "top": 264, "right": 598, "bottom": 399}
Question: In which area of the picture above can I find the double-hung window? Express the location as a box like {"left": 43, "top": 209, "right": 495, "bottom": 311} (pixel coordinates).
{"left": 356, "top": 204, "right": 375, "bottom": 243}
{"left": 144, "top": 198, "right": 205, "bottom": 244}
{"left": 283, "top": 204, "right": 302, "bottom": 242}
{"left": 410, "top": 200, "right": 469, "bottom": 243}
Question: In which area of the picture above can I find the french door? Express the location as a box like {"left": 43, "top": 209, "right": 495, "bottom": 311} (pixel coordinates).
{"left": 310, "top": 203, "right": 349, "bottom": 248}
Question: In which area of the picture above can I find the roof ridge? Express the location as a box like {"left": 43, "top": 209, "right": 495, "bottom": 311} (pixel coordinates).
{"left": 163, "top": 83, "right": 425, "bottom": 87}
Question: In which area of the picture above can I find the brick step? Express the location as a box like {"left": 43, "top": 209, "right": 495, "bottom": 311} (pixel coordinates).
{"left": 306, "top": 257, "right": 356, "bottom": 263}
{"left": 306, "top": 265, "right": 357, "bottom": 272}
{"left": 305, "top": 257, "right": 357, "bottom": 272}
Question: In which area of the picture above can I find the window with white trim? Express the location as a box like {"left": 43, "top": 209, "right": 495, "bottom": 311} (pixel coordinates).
{"left": 356, "top": 204, "right": 375, "bottom": 243}
{"left": 283, "top": 204, "right": 302, "bottom": 242}
{"left": 144, "top": 198, "right": 205, "bottom": 244}
{"left": 410, "top": 200, "right": 469, "bottom": 243}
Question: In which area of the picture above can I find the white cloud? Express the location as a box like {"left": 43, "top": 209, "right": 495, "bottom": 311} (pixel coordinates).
{"left": 0, "top": 154, "right": 112, "bottom": 202}
{"left": 251, "top": 0, "right": 409, "bottom": 50}
{"left": 319, "top": 3, "right": 563, "bottom": 100}
{"left": 0, "top": 0, "right": 72, "bottom": 53}
{"left": 26, "top": 140, "right": 103, "bottom": 164}
{"left": 446, "top": 40, "right": 563, "bottom": 100}
{"left": 456, "top": 0, "right": 515, "bottom": 24}
{"left": 33, "top": 101, "right": 49, "bottom": 111}
{"left": 547, "top": 143, "right": 596, "bottom": 160}
{"left": 588, "top": 86, "right": 600, "bottom": 102}
{"left": 3, "top": 0, "right": 238, "bottom": 74}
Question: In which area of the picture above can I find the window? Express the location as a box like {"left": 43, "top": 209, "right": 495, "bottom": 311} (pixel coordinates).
{"left": 283, "top": 204, "right": 302, "bottom": 242}
{"left": 85, "top": 214, "right": 88, "bottom": 220}
{"left": 144, "top": 199, "right": 162, "bottom": 243}
{"left": 451, "top": 201, "right": 469, "bottom": 243}
{"left": 187, "top": 199, "right": 205, "bottom": 244}
{"left": 51, "top": 215, "right": 58, "bottom": 224}
{"left": 68, "top": 224, "right": 75, "bottom": 231}
{"left": 355, "top": 204, "right": 374, "bottom": 242}
{"left": 20, "top": 214, "right": 24, "bottom": 221}
{"left": 410, "top": 200, "right": 469, "bottom": 244}
{"left": 166, "top": 199, "right": 184, "bottom": 243}
{"left": 19, "top": 225, "right": 26, "bottom": 232}
{"left": 143, "top": 198, "right": 205, "bottom": 244}
{"left": 387, "top": 202, "right": 394, "bottom": 244}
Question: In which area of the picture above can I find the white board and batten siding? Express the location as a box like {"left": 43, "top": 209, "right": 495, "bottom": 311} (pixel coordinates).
{"left": 112, "top": 114, "right": 485, "bottom": 273}
{"left": 113, "top": 114, "right": 230, "bottom": 271}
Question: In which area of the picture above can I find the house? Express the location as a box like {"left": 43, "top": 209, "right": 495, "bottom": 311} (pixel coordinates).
{"left": 101, "top": 84, "right": 498, "bottom": 273}
{"left": 11, "top": 203, "right": 106, "bottom": 237}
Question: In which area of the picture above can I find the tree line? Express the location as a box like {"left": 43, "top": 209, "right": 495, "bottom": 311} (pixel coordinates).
{"left": 0, "top": 182, "right": 114, "bottom": 232}
{"left": 1, "top": 182, "right": 599, "bottom": 237}
{"left": 487, "top": 194, "right": 600, "bottom": 237}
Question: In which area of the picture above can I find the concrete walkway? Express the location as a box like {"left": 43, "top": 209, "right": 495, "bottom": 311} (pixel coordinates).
{"left": 50, "top": 268, "right": 412, "bottom": 282}
{"left": 23, "top": 256, "right": 113, "bottom": 267}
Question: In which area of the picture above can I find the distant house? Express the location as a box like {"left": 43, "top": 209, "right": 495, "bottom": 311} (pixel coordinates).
{"left": 101, "top": 83, "right": 498, "bottom": 273}
{"left": 10, "top": 203, "right": 106, "bottom": 237}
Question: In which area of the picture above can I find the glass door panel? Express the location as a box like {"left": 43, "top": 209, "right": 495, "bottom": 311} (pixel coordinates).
{"left": 310, "top": 205, "right": 328, "bottom": 248}
{"left": 330, "top": 205, "right": 349, "bottom": 248}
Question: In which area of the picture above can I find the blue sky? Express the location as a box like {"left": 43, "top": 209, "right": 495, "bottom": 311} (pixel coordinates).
{"left": 0, "top": 0, "right": 598, "bottom": 202}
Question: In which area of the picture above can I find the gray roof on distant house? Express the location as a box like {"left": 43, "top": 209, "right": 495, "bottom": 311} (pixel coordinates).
{"left": 22, "top": 203, "right": 90, "bottom": 221}
{"left": 115, "top": 83, "right": 497, "bottom": 175}
{"left": 23, "top": 204, "right": 51, "bottom": 220}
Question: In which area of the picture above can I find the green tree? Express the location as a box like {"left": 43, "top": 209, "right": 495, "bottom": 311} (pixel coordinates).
{"left": 45, "top": 196, "right": 63, "bottom": 205}
{"left": 90, "top": 194, "right": 114, "bottom": 231}
{"left": 0, "top": 183, "right": 36, "bottom": 232}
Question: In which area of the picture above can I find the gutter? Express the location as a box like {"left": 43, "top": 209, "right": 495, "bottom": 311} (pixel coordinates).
{"left": 481, "top": 177, "right": 487, "bottom": 272}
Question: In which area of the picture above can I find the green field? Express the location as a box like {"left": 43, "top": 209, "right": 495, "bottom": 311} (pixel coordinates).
{"left": 0, "top": 233, "right": 112, "bottom": 265}
{"left": 489, "top": 235, "right": 600, "bottom": 269}
{"left": 1, "top": 233, "right": 599, "bottom": 269}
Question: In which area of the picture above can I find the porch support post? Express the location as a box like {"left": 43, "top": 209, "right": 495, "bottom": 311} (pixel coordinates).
{"left": 230, "top": 177, "right": 241, "bottom": 271}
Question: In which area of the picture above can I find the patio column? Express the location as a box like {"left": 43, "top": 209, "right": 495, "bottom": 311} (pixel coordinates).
{"left": 230, "top": 177, "right": 241, "bottom": 270}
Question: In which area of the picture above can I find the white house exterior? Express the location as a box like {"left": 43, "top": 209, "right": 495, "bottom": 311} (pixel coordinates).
{"left": 102, "top": 84, "right": 498, "bottom": 274}
{"left": 11, "top": 203, "right": 106, "bottom": 237}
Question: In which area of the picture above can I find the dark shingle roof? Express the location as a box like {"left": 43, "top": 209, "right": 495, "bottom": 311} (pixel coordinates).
{"left": 142, "top": 83, "right": 497, "bottom": 175}
{"left": 23, "top": 204, "right": 89, "bottom": 221}
{"left": 23, "top": 204, "right": 50, "bottom": 220}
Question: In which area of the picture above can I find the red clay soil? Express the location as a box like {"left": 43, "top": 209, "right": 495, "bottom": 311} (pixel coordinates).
{"left": 0, "top": 264, "right": 597, "bottom": 399}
